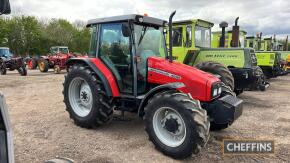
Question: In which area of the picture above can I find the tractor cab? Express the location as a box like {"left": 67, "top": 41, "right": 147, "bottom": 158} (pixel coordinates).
{"left": 50, "top": 46, "right": 69, "bottom": 55}
{"left": 0, "top": 47, "right": 12, "bottom": 59}
{"left": 87, "top": 14, "right": 167, "bottom": 94}
{"left": 168, "top": 19, "right": 213, "bottom": 62}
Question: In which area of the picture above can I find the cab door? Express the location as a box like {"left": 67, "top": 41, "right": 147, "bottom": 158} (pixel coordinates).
{"left": 171, "top": 25, "right": 185, "bottom": 62}
{"left": 98, "top": 23, "right": 134, "bottom": 94}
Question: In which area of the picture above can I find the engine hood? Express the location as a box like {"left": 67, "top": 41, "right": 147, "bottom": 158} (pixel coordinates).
{"left": 147, "top": 57, "right": 220, "bottom": 101}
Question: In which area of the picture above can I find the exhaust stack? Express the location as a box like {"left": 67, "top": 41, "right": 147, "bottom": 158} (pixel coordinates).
{"left": 285, "top": 35, "right": 289, "bottom": 51}
{"left": 168, "top": 10, "right": 176, "bottom": 63}
{"left": 219, "top": 21, "right": 228, "bottom": 47}
{"left": 231, "top": 17, "right": 240, "bottom": 47}
{"left": 257, "top": 32, "right": 262, "bottom": 51}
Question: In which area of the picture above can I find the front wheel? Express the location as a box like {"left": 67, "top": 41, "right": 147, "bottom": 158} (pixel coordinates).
{"left": 63, "top": 64, "right": 113, "bottom": 128}
{"left": 144, "top": 91, "right": 210, "bottom": 159}
{"left": 17, "top": 66, "right": 27, "bottom": 76}
{"left": 54, "top": 65, "right": 61, "bottom": 74}
{"left": 0, "top": 62, "right": 7, "bottom": 75}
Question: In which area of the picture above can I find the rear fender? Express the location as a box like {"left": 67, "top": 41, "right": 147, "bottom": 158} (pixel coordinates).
{"left": 66, "top": 58, "right": 120, "bottom": 97}
{"left": 138, "top": 82, "right": 185, "bottom": 117}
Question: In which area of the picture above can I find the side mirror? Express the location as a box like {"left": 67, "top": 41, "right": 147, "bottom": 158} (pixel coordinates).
{"left": 0, "top": 0, "right": 11, "bottom": 15}
{"left": 121, "top": 23, "right": 130, "bottom": 37}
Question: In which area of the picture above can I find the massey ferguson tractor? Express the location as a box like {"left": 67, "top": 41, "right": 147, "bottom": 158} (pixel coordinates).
{"left": 0, "top": 47, "right": 27, "bottom": 76}
{"left": 63, "top": 12, "right": 243, "bottom": 159}
{"left": 27, "top": 46, "right": 76, "bottom": 73}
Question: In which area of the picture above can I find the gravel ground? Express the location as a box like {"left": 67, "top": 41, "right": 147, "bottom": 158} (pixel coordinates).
{"left": 0, "top": 70, "right": 290, "bottom": 163}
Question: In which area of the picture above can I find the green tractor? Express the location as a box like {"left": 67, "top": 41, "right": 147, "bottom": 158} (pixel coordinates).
{"left": 245, "top": 33, "right": 288, "bottom": 77}
{"left": 169, "top": 17, "right": 268, "bottom": 95}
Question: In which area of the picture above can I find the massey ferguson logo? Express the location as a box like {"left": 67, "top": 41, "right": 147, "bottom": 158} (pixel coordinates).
{"left": 148, "top": 67, "right": 181, "bottom": 80}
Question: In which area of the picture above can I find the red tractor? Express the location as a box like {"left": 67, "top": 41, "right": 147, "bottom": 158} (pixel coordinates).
{"left": 27, "top": 46, "right": 76, "bottom": 73}
{"left": 0, "top": 47, "right": 27, "bottom": 76}
{"left": 63, "top": 12, "right": 243, "bottom": 159}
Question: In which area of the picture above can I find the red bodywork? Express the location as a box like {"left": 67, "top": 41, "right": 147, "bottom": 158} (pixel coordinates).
{"left": 44, "top": 53, "right": 76, "bottom": 69}
{"left": 147, "top": 57, "right": 220, "bottom": 102}
{"left": 90, "top": 57, "right": 220, "bottom": 102}
{"left": 91, "top": 58, "right": 120, "bottom": 97}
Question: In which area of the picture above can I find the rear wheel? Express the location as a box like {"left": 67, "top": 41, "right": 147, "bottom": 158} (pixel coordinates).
{"left": 63, "top": 64, "right": 113, "bottom": 128}
{"left": 38, "top": 59, "right": 49, "bottom": 72}
{"left": 195, "top": 61, "right": 234, "bottom": 91}
{"left": 144, "top": 91, "right": 210, "bottom": 159}
{"left": 28, "top": 58, "right": 37, "bottom": 69}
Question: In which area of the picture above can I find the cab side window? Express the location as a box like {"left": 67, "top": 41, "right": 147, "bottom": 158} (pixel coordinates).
{"left": 172, "top": 27, "right": 182, "bottom": 47}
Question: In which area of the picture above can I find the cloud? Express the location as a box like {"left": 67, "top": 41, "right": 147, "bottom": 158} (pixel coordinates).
{"left": 10, "top": 0, "right": 290, "bottom": 37}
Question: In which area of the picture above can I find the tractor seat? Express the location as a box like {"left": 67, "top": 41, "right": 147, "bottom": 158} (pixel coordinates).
{"left": 99, "top": 55, "right": 123, "bottom": 91}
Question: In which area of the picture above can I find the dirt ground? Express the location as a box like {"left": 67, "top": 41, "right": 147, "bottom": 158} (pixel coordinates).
{"left": 0, "top": 69, "right": 290, "bottom": 163}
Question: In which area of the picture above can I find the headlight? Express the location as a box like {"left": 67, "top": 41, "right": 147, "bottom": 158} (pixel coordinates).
{"left": 211, "top": 82, "right": 222, "bottom": 98}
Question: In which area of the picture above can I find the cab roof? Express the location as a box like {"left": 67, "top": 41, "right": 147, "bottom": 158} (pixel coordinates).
{"left": 51, "top": 46, "right": 68, "bottom": 48}
{"left": 87, "top": 14, "right": 166, "bottom": 27}
{"left": 0, "top": 47, "right": 9, "bottom": 49}
{"left": 173, "top": 19, "right": 214, "bottom": 28}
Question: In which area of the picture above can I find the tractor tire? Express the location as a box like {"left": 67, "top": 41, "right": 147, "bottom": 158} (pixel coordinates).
{"left": 0, "top": 62, "right": 7, "bottom": 75}
{"left": 210, "top": 85, "right": 236, "bottom": 131}
{"left": 38, "top": 59, "right": 49, "bottom": 72}
{"left": 28, "top": 58, "right": 37, "bottom": 70}
{"left": 195, "top": 61, "right": 234, "bottom": 91}
{"left": 144, "top": 91, "right": 210, "bottom": 159}
{"left": 17, "top": 66, "right": 27, "bottom": 76}
{"left": 63, "top": 64, "right": 113, "bottom": 128}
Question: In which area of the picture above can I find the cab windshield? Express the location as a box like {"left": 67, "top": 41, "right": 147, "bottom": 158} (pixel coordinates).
{"left": 51, "top": 47, "right": 69, "bottom": 54}
{"left": 134, "top": 25, "right": 166, "bottom": 58}
{"left": 195, "top": 26, "right": 211, "bottom": 48}
{"left": 0, "top": 48, "right": 12, "bottom": 57}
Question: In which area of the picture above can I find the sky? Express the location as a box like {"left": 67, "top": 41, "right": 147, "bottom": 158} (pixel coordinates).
{"left": 10, "top": 0, "right": 290, "bottom": 38}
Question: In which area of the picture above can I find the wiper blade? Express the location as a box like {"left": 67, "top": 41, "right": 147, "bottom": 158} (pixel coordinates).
{"left": 138, "top": 26, "right": 148, "bottom": 46}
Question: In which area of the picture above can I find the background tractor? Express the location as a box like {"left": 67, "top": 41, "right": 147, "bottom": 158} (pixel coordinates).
{"left": 63, "top": 12, "right": 243, "bottom": 159}
{"left": 245, "top": 33, "right": 289, "bottom": 77}
{"left": 0, "top": 47, "right": 27, "bottom": 76}
{"left": 169, "top": 17, "right": 268, "bottom": 95}
{"left": 27, "top": 46, "right": 77, "bottom": 73}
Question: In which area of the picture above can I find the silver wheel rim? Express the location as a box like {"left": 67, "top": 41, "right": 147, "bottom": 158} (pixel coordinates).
{"left": 153, "top": 107, "right": 186, "bottom": 147}
{"left": 68, "top": 77, "right": 93, "bottom": 117}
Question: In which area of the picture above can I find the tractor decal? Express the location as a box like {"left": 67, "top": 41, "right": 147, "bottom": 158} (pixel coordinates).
{"left": 148, "top": 67, "right": 181, "bottom": 80}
